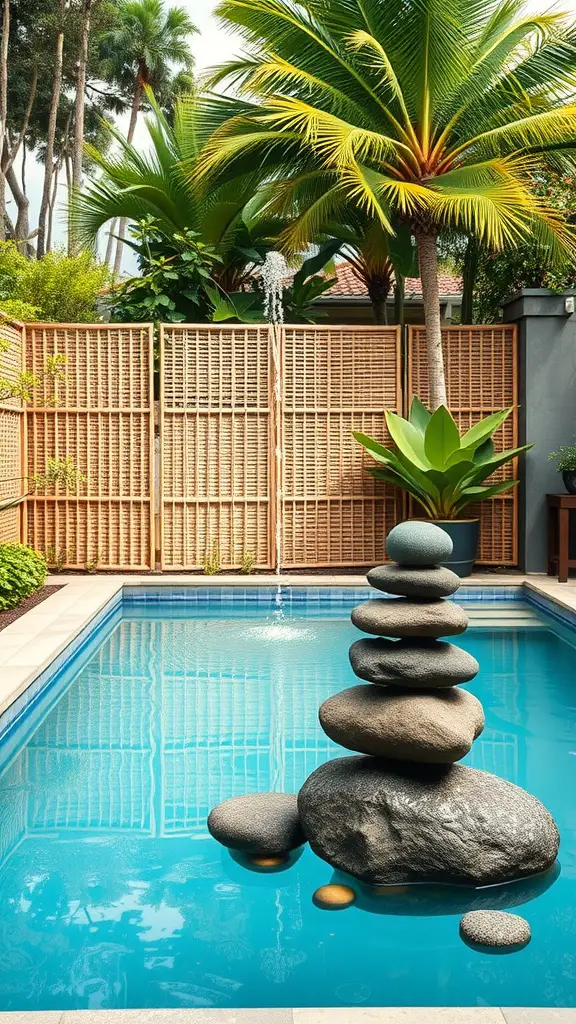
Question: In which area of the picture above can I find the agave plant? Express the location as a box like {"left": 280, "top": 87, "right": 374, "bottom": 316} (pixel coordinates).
{"left": 354, "top": 399, "right": 532, "bottom": 520}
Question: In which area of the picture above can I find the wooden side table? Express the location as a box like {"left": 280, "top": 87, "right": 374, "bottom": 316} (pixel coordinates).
{"left": 547, "top": 493, "right": 576, "bottom": 582}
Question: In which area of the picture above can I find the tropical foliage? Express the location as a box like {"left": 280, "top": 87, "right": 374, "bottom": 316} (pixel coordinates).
{"left": 0, "top": 242, "right": 108, "bottom": 322}
{"left": 0, "top": 544, "right": 48, "bottom": 611}
{"left": 202, "top": 0, "right": 576, "bottom": 406}
{"left": 354, "top": 399, "right": 532, "bottom": 519}
{"left": 75, "top": 95, "right": 337, "bottom": 324}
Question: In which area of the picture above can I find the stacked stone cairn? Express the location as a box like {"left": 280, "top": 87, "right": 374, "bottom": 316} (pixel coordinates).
{"left": 208, "top": 522, "right": 560, "bottom": 939}
{"left": 298, "top": 521, "right": 560, "bottom": 892}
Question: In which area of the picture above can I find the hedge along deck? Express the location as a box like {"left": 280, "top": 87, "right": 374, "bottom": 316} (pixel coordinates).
{"left": 0, "top": 320, "right": 518, "bottom": 571}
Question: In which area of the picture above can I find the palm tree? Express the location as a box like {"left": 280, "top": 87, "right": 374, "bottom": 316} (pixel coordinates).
{"left": 100, "top": 0, "right": 197, "bottom": 275}
{"left": 71, "top": 92, "right": 287, "bottom": 293}
{"left": 201, "top": 0, "right": 576, "bottom": 408}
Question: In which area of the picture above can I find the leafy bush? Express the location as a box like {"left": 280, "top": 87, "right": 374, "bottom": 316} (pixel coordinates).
{"left": 0, "top": 544, "right": 48, "bottom": 611}
{"left": 0, "top": 299, "right": 42, "bottom": 323}
{"left": 549, "top": 443, "right": 576, "bottom": 472}
{"left": 355, "top": 398, "right": 533, "bottom": 520}
{"left": 0, "top": 242, "right": 109, "bottom": 323}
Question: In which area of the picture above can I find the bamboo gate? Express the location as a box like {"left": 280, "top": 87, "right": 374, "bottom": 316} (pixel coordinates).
{"left": 0, "top": 320, "right": 518, "bottom": 571}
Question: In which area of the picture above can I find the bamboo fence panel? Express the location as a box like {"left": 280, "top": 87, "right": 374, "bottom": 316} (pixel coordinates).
{"left": 25, "top": 324, "right": 155, "bottom": 570}
{"left": 407, "top": 325, "right": 519, "bottom": 565}
{"left": 0, "top": 318, "right": 24, "bottom": 545}
{"left": 281, "top": 325, "right": 403, "bottom": 567}
{"left": 160, "top": 324, "right": 273, "bottom": 570}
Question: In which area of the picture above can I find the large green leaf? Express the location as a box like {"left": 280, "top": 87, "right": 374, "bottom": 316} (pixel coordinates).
{"left": 424, "top": 405, "right": 461, "bottom": 469}
{"left": 385, "top": 411, "right": 431, "bottom": 471}
{"left": 460, "top": 408, "right": 514, "bottom": 451}
{"left": 460, "top": 443, "right": 534, "bottom": 486}
{"left": 453, "top": 479, "right": 518, "bottom": 513}
{"left": 409, "top": 396, "right": 431, "bottom": 434}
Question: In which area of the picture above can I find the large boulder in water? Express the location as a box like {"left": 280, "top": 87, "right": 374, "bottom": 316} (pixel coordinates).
{"left": 298, "top": 756, "right": 559, "bottom": 886}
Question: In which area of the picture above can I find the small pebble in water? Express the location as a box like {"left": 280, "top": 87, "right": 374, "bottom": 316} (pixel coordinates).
{"left": 313, "top": 884, "right": 356, "bottom": 908}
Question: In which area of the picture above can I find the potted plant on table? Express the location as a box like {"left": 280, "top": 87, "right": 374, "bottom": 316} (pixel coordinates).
{"left": 549, "top": 442, "right": 576, "bottom": 495}
{"left": 354, "top": 398, "right": 532, "bottom": 576}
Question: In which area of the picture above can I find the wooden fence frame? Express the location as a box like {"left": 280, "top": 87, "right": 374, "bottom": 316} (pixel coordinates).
{"left": 7, "top": 320, "right": 519, "bottom": 571}
{"left": 159, "top": 323, "right": 404, "bottom": 571}
{"left": 24, "top": 323, "right": 155, "bottom": 571}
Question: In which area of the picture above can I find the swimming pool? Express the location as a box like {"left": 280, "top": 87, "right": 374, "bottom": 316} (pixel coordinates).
{"left": 0, "top": 587, "right": 574, "bottom": 1011}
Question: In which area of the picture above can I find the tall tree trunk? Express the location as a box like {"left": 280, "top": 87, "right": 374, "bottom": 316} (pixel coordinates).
{"left": 6, "top": 162, "right": 30, "bottom": 252}
{"left": 415, "top": 228, "right": 447, "bottom": 410}
{"left": 368, "top": 288, "right": 388, "bottom": 325}
{"left": 70, "top": 0, "right": 93, "bottom": 254}
{"left": 113, "top": 78, "right": 144, "bottom": 277}
{"left": 461, "top": 235, "right": 478, "bottom": 325}
{"left": 0, "top": 0, "right": 10, "bottom": 242}
{"left": 37, "top": 0, "right": 65, "bottom": 259}
{"left": 104, "top": 218, "right": 117, "bottom": 266}
{"left": 47, "top": 157, "right": 61, "bottom": 253}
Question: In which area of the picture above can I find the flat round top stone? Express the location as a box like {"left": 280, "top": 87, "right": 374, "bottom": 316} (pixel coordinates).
{"left": 460, "top": 911, "right": 531, "bottom": 950}
{"left": 208, "top": 793, "right": 305, "bottom": 855}
{"left": 387, "top": 521, "right": 453, "bottom": 566}
{"left": 368, "top": 564, "right": 460, "bottom": 599}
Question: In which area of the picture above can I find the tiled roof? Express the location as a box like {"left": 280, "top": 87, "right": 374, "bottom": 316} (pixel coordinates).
{"left": 325, "top": 262, "right": 463, "bottom": 298}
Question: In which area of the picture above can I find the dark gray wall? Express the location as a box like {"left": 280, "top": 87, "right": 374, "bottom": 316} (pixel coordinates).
{"left": 503, "top": 290, "right": 576, "bottom": 573}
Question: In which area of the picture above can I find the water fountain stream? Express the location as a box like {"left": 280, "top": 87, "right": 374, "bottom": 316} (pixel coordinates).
{"left": 262, "top": 252, "right": 291, "bottom": 611}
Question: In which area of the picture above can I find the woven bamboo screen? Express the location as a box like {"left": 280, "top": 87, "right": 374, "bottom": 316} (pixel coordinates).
{"left": 408, "top": 325, "right": 519, "bottom": 565}
{"left": 0, "top": 318, "right": 24, "bottom": 545}
{"left": 160, "top": 325, "right": 273, "bottom": 569}
{"left": 25, "top": 324, "right": 155, "bottom": 569}
{"left": 282, "top": 326, "right": 403, "bottom": 567}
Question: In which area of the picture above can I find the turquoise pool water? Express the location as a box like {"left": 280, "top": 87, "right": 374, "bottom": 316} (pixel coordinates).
{"left": 0, "top": 590, "right": 574, "bottom": 1010}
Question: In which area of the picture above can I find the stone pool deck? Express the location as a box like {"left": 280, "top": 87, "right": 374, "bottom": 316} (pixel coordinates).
{"left": 0, "top": 1008, "right": 575, "bottom": 1022}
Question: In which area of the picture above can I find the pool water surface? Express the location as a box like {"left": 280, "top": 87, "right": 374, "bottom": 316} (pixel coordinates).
{"left": 0, "top": 591, "right": 574, "bottom": 1010}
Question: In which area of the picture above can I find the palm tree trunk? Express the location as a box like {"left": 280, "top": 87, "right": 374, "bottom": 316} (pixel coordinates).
{"left": 104, "top": 218, "right": 117, "bottom": 267}
{"left": 0, "top": 0, "right": 10, "bottom": 242}
{"left": 415, "top": 228, "right": 447, "bottom": 410}
{"left": 113, "top": 78, "right": 144, "bottom": 278}
{"left": 461, "top": 236, "right": 478, "bottom": 325}
{"left": 37, "top": 0, "right": 65, "bottom": 259}
{"left": 70, "top": 0, "right": 93, "bottom": 254}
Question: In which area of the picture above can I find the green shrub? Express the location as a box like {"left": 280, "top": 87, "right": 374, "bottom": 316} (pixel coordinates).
{"left": 0, "top": 544, "right": 48, "bottom": 611}
{"left": 0, "top": 241, "right": 109, "bottom": 324}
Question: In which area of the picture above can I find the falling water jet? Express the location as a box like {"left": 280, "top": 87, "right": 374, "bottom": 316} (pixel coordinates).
{"left": 262, "top": 251, "right": 292, "bottom": 615}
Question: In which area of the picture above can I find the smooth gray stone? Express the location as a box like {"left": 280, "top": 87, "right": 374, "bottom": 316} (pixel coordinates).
{"left": 349, "top": 638, "right": 479, "bottom": 689}
{"left": 208, "top": 793, "right": 305, "bottom": 854}
{"left": 367, "top": 564, "right": 461, "bottom": 599}
{"left": 298, "top": 757, "right": 560, "bottom": 886}
{"left": 387, "top": 521, "right": 453, "bottom": 566}
{"left": 460, "top": 910, "right": 531, "bottom": 950}
{"left": 351, "top": 598, "right": 468, "bottom": 639}
{"left": 319, "top": 684, "right": 484, "bottom": 763}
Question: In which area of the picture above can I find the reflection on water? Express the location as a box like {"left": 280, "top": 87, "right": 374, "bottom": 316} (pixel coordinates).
{"left": 0, "top": 611, "right": 574, "bottom": 1010}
